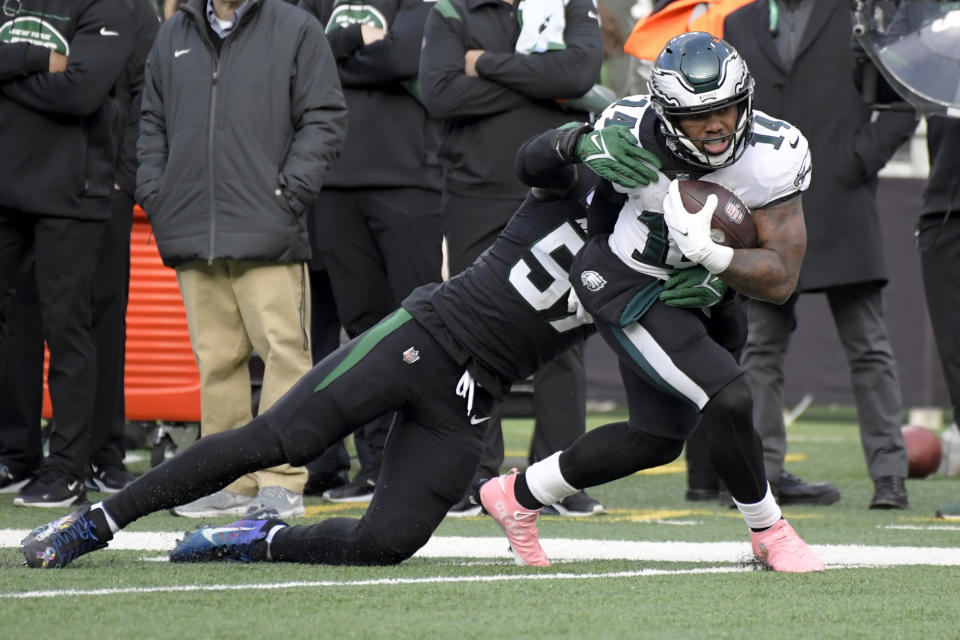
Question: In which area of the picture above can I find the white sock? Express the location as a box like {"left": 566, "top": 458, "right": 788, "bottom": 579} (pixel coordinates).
{"left": 734, "top": 484, "right": 782, "bottom": 530}
{"left": 91, "top": 502, "right": 120, "bottom": 534}
{"left": 525, "top": 451, "right": 577, "bottom": 507}
{"left": 264, "top": 523, "right": 287, "bottom": 561}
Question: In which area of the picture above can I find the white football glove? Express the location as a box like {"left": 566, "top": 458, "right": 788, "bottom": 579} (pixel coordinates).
{"left": 566, "top": 288, "right": 593, "bottom": 324}
{"left": 661, "top": 179, "right": 734, "bottom": 274}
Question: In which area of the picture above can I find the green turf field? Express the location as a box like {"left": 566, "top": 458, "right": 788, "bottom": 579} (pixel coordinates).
{"left": 2, "top": 414, "right": 959, "bottom": 639}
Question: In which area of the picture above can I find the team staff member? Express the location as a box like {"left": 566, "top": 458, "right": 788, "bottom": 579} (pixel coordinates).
{"left": 723, "top": 0, "right": 915, "bottom": 509}
{"left": 0, "top": 0, "right": 135, "bottom": 507}
{"left": 418, "top": 0, "right": 606, "bottom": 516}
{"left": 296, "top": 0, "right": 445, "bottom": 504}
{"left": 136, "top": 0, "right": 347, "bottom": 519}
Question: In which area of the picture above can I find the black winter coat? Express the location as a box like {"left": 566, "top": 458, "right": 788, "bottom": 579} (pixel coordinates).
{"left": 418, "top": 0, "right": 602, "bottom": 200}
{"left": 0, "top": 0, "right": 135, "bottom": 218}
{"left": 137, "top": 0, "right": 347, "bottom": 267}
{"left": 724, "top": 0, "right": 918, "bottom": 290}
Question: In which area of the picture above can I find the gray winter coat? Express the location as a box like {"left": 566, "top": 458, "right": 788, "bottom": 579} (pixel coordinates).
{"left": 137, "top": 0, "right": 347, "bottom": 267}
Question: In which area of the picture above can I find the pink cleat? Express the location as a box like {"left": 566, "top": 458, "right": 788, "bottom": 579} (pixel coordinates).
{"left": 479, "top": 469, "right": 550, "bottom": 567}
{"left": 750, "top": 519, "right": 824, "bottom": 572}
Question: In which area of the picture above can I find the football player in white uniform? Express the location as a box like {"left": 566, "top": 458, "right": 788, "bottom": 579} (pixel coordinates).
{"left": 480, "top": 32, "right": 823, "bottom": 572}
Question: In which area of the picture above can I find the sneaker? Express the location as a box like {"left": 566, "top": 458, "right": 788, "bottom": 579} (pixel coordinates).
{"left": 86, "top": 463, "right": 136, "bottom": 493}
{"left": 14, "top": 470, "right": 87, "bottom": 508}
{"left": 685, "top": 487, "right": 719, "bottom": 502}
{"left": 541, "top": 490, "right": 606, "bottom": 517}
{"left": 750, "top": 518, "right": 824, "bottom": 572}
{"left": 20, "top": 506, "right": 111, "bottom": 568}
{"left": 169, "top": 517, "right": 287, "bottom": 563}
{"left": 447, "top": 494, "right": 483, "bottom": 518}
{"left": 479, "top": 469, "right": 550, "bottom": 567}
{"left": 243, "top": 486, "right": 305, "bottom": 519}
{"left": 303, "top": 468, "right": 348, "bottom": 496}
{"left": 935, "top": 500, "right": 960, "bottom": 520}
{"left": 170, "top": 489, "right": 254, "bottom": 518}
{"left": 322, "top": 466, "right": 377, "bottom": 503}
{"left": 771, "top": 470, "right": 840, "bottom": 506}
{"left": 0, "top": 461, "right": 32, "bottom": 494}
{"left": 869, "top": 476, "right": 909, "bottom": 510}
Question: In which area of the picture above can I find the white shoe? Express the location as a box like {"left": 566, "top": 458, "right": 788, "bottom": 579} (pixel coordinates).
{"left": 244, "top": 486, "right": 305, "bottom": 519}
{"left": 171, "top": 489, "right": 253, "bottom": 518}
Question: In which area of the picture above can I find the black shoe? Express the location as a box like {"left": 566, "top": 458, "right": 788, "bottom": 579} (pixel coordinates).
{"left": 86, "top": 463, "right": 136, "bottom": 493}
{"left": 322, "top": 466, "right": 378, "bottom": 503}
{"left": 21, "top": 505, "right": 111, "bottom": 568}
{"left": 542, "top": 490, "right": 606, "bottom": 517}
{"left": 870, "top": 476, "right": 908, "bottom": 510}
{"left": 685, "top": 487, "right": 719, "bottom": 502}
{"left": 770, "top": 470, "right": 840, "bottom": 506}
{"left": 0, "top": 461, "right": 32, "bottom": 494}
{"left": 303, "top": 468, "right": 348, "bottom": 496}
{"left": 447, "top": 494, "right": 484, "bottom": 517}
{"left": 14, "top": 470, "right": 88, "bottom": 508}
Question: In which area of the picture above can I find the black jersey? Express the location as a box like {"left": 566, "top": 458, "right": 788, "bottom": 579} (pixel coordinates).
{"left": 402, "top": 179, "right": 599, "bottom": 396}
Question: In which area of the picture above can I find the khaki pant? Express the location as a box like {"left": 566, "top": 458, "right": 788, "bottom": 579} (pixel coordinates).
{"left": 177, "top": 260, "right": 312, "bottom": 494}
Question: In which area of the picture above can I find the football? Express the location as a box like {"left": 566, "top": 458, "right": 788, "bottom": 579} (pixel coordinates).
{"left": 902, "top": 425, "right": 942, "bottom": 478}
{"left": 676, "top": 179, "right": 758, "bottom": 249}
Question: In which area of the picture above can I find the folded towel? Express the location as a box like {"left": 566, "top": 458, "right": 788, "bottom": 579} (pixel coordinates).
{"left": 515, "top": 0, "right": 568, "bottom": 54}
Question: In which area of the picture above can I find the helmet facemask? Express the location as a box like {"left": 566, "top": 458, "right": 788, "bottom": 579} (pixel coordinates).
{"left": 650, "top": 33, "right": 755, "bottom": 170}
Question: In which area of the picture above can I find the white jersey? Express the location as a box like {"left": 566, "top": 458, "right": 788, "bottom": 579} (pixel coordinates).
{"left": 594, "top": 96, "right": 813, "bottom": 279}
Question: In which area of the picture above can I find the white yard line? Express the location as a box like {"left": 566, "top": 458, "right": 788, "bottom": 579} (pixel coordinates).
{"left": 3, "top": 530, "right": 960, "bottom": 568}
{"left": 1, "top": 566, "right": 752, "bottom": 599}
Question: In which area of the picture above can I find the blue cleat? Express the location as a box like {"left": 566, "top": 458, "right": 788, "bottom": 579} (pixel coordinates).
{"left": 21, "top": 507, "right": 111, "bottom": 568}
{"left": 169, "top": 518, "right": 287, "bottom": 563}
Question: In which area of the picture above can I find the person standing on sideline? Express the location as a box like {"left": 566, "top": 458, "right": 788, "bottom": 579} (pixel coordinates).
{"left": 137, "top": 0, "right": 347, "bottom": 519}
{"left": 296, "top": 0, "right": 445, "bottom": 503}
{"left": 720, "top": 0, "right": 916, "bottom": 509}
{"left": 919, "top": 116, "right": 960, "bottom": 520}
{"left": 0, "top": 0, "right": 160, "bottom": 497}
{"left": 418, "top": 0, "right": 607, "bottom": 516}
{"left": 87, "top": 0, "right": 162, "bottom": 493}
{"left": 0, "top": 0, "right": 135, "bottom": 508}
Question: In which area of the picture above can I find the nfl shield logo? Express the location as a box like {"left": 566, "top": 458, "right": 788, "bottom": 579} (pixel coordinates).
{"left": 725, "top": 200, "right": 745, "bottom": 224}
{"left": 402, "top": 347, "right": 420, "bottom": 364}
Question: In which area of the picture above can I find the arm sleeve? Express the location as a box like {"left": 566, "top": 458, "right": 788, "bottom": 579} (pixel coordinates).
{"left": 0, "top": 0, "right": 135, "bottom": 115}
{"left": 279, "top": 19, "right": 348, "bottom": 211}
{"left": 852, "top": 109, "right": 918, "bottom": 180}
{"left": 135, "top": 45, "right": 167, "bottom": 213}
{"left": 515, "top": 126, "right": 589, "bottom": 189}
{"left": 116, "top": 0, "right": 161, "bottom": 194}
{"left": 337, "top": 0, "right": 431, "bottom": 87}
{"left": 0, "top": 43, "right": 51, "bottom": 83}
{"left": 418, "top": 2, "right": 535, "bottom": 120}
{"left": 472, "top": 0, "right": 602, "bottom": 99}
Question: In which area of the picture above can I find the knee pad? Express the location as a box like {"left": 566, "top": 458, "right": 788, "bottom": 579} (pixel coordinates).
{"left": 623, "top": 421, "right": 685, "bottom": 467}
{"left": 705, "top": 375, "right": 754, "bottom": 434}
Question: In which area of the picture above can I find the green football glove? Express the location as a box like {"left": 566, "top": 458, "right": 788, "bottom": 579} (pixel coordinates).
{"left": 659, "top": 266, "right": 727, "bottom": 309}
{"left": 575, "top": 125, "right": 662, "bottom": 189}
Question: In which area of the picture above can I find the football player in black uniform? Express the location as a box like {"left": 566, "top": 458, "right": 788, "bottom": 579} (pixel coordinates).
{"left": 479, "top": 32, "right": 824, "bottom": 572}
{"left": 20, "top": 131, "right": 664, "bottom": 568}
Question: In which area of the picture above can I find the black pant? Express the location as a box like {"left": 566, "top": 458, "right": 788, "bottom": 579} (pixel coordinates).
{"left": 106, "top": 311, "right": 489, "bottom": 564}
{"left": 89, "top": 191, "right": 134, "bottom": 469}
{"left": 0, "top": 264, "right": 44, "bottom": 478}
{"left": 444, "top": 192, "right": 587, "bottom": 483}
{"left": 918, "top": 212, "right": 960, "bottom": 419}
{"left": 0, "top": 208, "right": 106, "bottom": 480}
{"left": 307, "top": 187, "right": 444, "bottom": 471}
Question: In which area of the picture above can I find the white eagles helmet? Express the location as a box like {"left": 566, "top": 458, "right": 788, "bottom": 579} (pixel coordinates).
{"left": 649, "top": 32, "right": 754, "bottom": 170}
